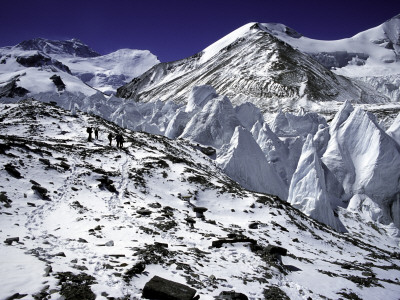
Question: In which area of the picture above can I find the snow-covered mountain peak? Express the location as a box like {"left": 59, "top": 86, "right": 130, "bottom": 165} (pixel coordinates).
{"left": 258, "top": 22, "right": 303, "bottom": 39}
{"left": 199, "top": 22, "right": 257, "bottom": 64}
{"left": 15, "top": 37, "right": 100, "bottom": 58}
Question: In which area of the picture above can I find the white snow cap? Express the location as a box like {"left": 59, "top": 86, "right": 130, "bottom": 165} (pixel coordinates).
{"left": 217, "top": 126, "right": 288, "bottom": 200}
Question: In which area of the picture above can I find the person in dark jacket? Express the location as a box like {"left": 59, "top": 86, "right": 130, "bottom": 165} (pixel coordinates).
{"left": 87, "top": 127, "right": 93, "bottom": 142}
{"left": 94, "top": 127, "right": 99, "bottom": 139}
{"left": 108, "top": 133, "right": 113, "bottom": 146}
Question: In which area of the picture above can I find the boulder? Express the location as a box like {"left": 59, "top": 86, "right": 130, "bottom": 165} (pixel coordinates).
{"left": 216, "top": 290, "right": 249, "bottom": 300}
{"left": 211, "top": 238, "right": 257, "bottom": 248}
{"left": 266, "top": 245, "right": 288, "bottom": 256}
{"left": 4, "top": 237, "right": 19, "bottom": 245}
{"left": 142, "top": 275, "right": 197, "bottom": 300}
{"left": 193, "top": 206, "right": 208, "bottom": 218}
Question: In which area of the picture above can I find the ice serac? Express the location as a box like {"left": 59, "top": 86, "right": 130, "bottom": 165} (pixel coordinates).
{"left": 313, "top": 124, "right": 330, "bottom": 157}
{"left": 179, "top": 95, "right": 241, "bottom": 149}
{"left": 216, "top": 126, "right": 288, "bottom": 199}
{"left": 250, "top": 120, "right": 263, "bottom": 139}
{"left": 322, "top": 103, "right": 400, "bottom": 226}
{"left": 185, "top": 85, "right": 218, "bottom": 113}
{"left": 234, "top": 102, "right": 264, "bottom": 131}
{"left": 257, "top": 123, "right": 292, "bottom": 186}
{"left": 166, "top": 85, "right": 217, "bottom": 139}
{"left": 270, "top": 110, "right": 327, "bottom": 137}
{"left": 288, "top": 135, "right": 342, "bottom": 231}
{"left": 387, "top": 113, "right": 400, "bottom": 145}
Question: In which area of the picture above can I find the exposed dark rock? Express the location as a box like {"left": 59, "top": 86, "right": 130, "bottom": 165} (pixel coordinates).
{"left": 16, "top": 53, "right": 71, "bottom": 73}
{"left": 4, "top": 237, "right": 19, "bottom": 245}
{"left": 0, "top": 77, "right": 29, "bottom": 98}
{"left": 31, "top": 184, "right": 50, "bottom": 200}
{"left": 58, "top": 161, "right": 70, "bottom": 170}
{"left": 0, "top": 143, "right": 11, "bottom": 154}
{"left": 97, "top": 176, "right": 117, "bottom": 193}
{"left": 0, "top": 192, "right": 12, "bottom": 207}
{"left": 123, "top": 261, "right": 146, "bottom": 282}
{"left": 137, "top": 208, "right": 152, "bottom": 216}
{"left": 4, "top": 163, "right": 22, "bottom": 178}
{"left": 265, "top": 245, "right": 288, "bottom": 256}
{"left": 211, "top": 238, "right": 257, "bottom": 248}
{"left": 263, "top": 286, "right": 290, "bottom": 300}
{"left": 185, "top": 217, "right": 196, "bottom": 228}
{"left": 154, "top": 219, "right": 178, "bottom": 231}
{"left": 248, "top": 222, "right": 259, "bottom": 229}
{"left": 142, "top": 275, "right": 197, "bottom": 300}
{"left": 194, "top": 144, "right": 216, "bottom": 157}
{"left": 16, "top": 38, "right": 100, "bottom": 58}
{"left": 5, "top": 293, "right": 28, "bottom": 300}
{"left": 39, "top": 158, "right": 51, "bottom": 166}
{"left": 56, "top": 272, "right": 96, "bottom": 300}
{"left": 193, "top": 206, "right": 208, "bottom": 218}
{"left": 215, "top": 290, "right": 249, "bottom": 300}
{"left": 50, "top": 74, "right": 66, "bottom": 91}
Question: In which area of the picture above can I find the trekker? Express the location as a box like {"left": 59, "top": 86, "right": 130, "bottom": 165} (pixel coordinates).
{"left": 94, "top": 127, "right": 99, "bottom": 139}
{"left": 87, "top": 127, "right": 93, "bottom": 142}
{"left": 108, "top": 133, "right": 113, "bottom": 146}
{"left": 120, "top": 135, "right": 124, "bottom": 148}
{"left": 116, "top": 133, "right": 121, "bottom": 148}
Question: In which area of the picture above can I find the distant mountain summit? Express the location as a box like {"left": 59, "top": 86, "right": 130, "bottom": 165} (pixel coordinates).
{"left": 0, "top": 38, "right": 159, "bottom": 96}
{"left": 117, "top": 21, "right": 391, "bottom": 112}
{"left": 15, "top": 37, "right": 101, "bottom": 58}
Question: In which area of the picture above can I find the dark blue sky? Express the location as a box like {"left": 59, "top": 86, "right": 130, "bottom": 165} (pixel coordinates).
{"left": 1, "top": 0, "right": 399, "bottom": 62}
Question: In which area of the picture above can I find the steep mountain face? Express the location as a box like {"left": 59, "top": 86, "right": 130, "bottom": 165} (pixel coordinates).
{"left": 117, "top": 22, "right": 389, "bottom": 112}
{"left": 15, "top": 37, "right": 101, "bottom": 58}
{"left": 1, "top": 99, "right": 400, "bottom": 300}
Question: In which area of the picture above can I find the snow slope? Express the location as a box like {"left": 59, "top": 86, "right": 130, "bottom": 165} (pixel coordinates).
{"left": 1, "top": 99, "right": 400, "bottom": 300}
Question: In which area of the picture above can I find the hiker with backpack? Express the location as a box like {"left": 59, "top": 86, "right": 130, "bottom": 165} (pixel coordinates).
{"left": 87, "top": 127, "right": 93, "bottom": 142}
